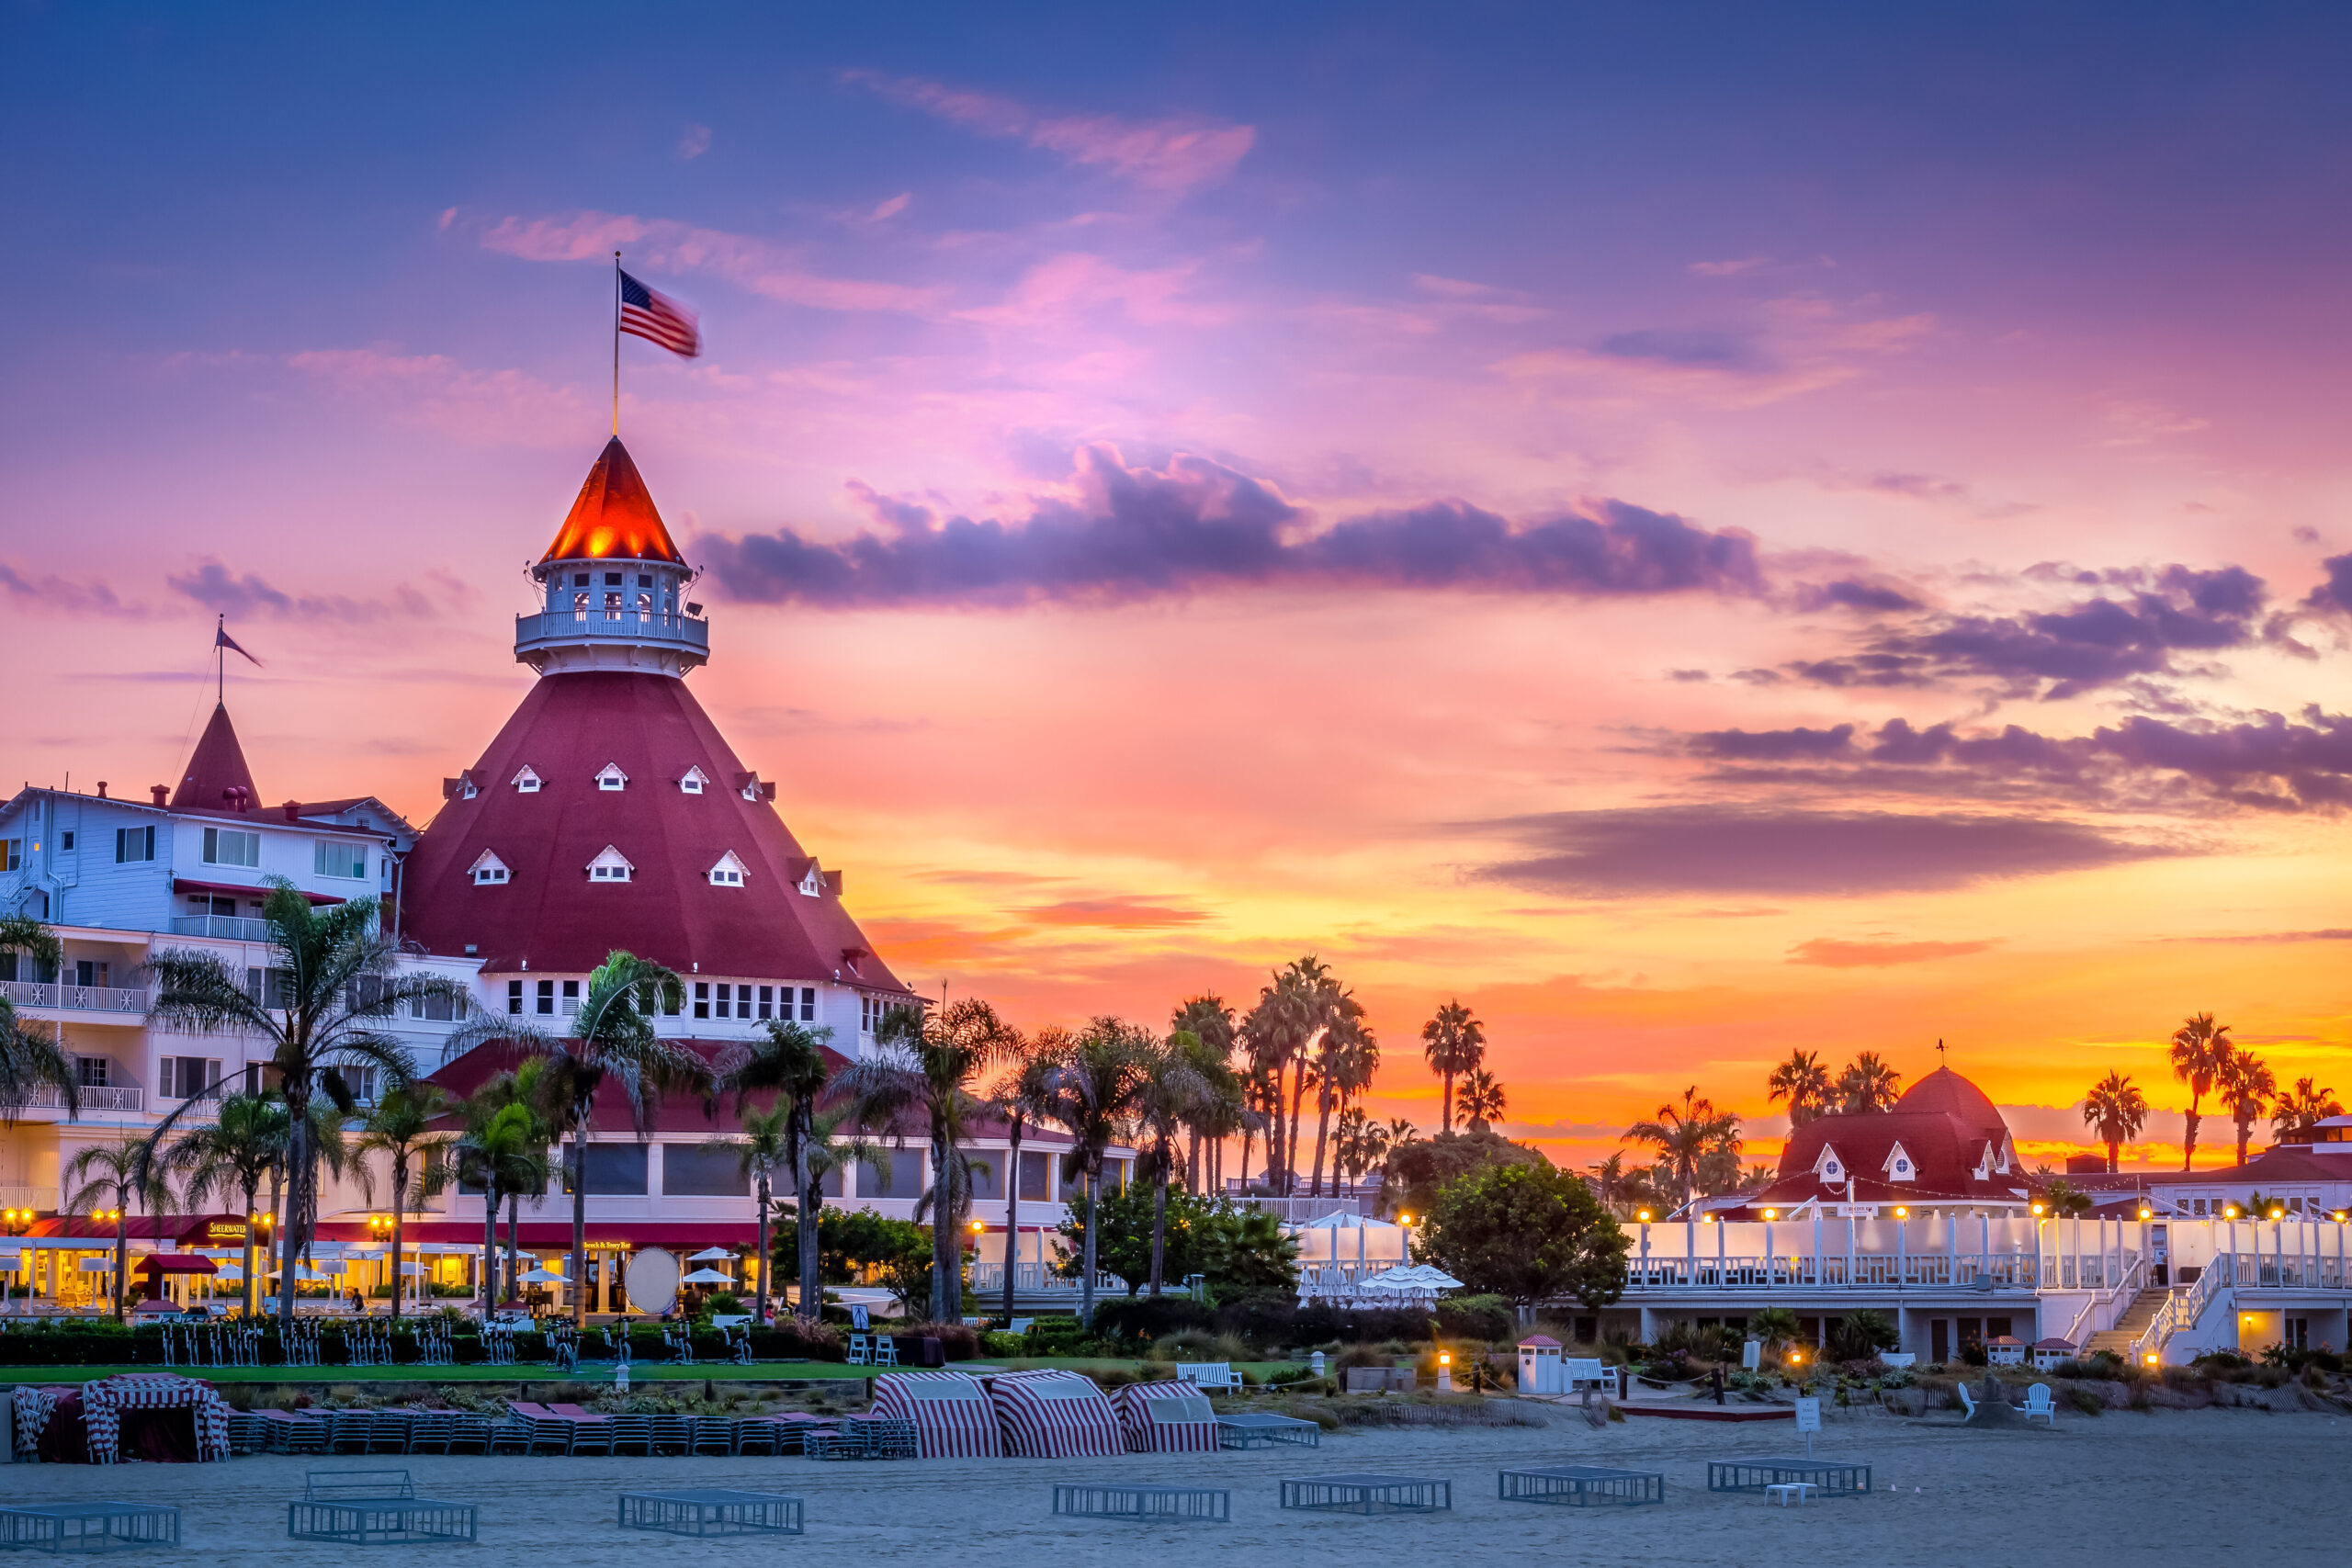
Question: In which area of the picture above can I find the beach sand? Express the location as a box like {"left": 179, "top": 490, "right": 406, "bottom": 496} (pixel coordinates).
{"left": 13, "top": 1404, "right": 2348, "bottom": 1567}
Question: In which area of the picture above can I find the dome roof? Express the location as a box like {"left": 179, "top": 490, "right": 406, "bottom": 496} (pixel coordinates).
{"left": 399, "top": 670, "right": 910, "bottom": 992}
{"left": 1895, "top": 1066, "right": 2007, "bottom": 1138}
{"left": 539, "top": 437, "right": 684, "bottom": 566}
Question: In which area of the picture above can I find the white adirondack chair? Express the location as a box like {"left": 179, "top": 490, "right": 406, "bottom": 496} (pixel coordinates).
{"left": 2022, "top": 1383, "right": 2056, "bottom": 1426}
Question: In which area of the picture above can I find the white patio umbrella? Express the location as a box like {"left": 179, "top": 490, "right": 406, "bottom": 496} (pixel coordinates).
{"left": 681, "top": 1268, "right": 733, "bottom": 1285}
{"left": 685, "top": 1247, "right": 735, "bottom": 1263}
{"left": 518, "top": 1267, "right": 564, "bottom": 1283}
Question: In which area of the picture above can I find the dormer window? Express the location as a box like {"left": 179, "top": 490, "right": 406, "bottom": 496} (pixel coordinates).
{"left": 798, "top": 862, "right": 824, "bottom": 897}
{"left": 588, "top": 845, "right": 634, "bottom": 883}
{"left": 1813, "top": 1145, "right": 1844, "bottom": 1185}
{"left": 513, "top": 766, "right": 542, "bottom": 794}
{"left": 742, "top": 775, "right": 763, "bottom": 802}
{"left": 459, "top": 775, "right": 480, "bottom": 800}
{"left": 469, "top": 850, "right": 511, "bottom": 886}
{"left": 1883, "top": 1142, "right": 1917, "bottom": 1183}
{"left": 596, "top": 764, "right": 628, "bottom": 792}
{"left": 708, "top": 852, "right": 748, "bottom": 887}
{"left": 679, "top": 767, "right": 708, "bottom": 795}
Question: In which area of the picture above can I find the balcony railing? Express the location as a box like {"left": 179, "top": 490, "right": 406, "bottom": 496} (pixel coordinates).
{"left": 2, "top": 980, "right": 148, "bottom": 1014}
{"left": 514, "top": 609, "right": 710, "bottom": 651}
{"left": 1229, "top": 1196, "right": 1377, "bottom": 1222}
{"left": 0, "top": 1185, "right": 51, "bottom": 1213}
{"left": 16, "top": 1085, "right": 145, "bottom": 1113}
{"left": 967, "top": 1264, "right": 1131, "bottom": 1294}
{"left": 167, "top": 915, "right": 274, "bottom": 942}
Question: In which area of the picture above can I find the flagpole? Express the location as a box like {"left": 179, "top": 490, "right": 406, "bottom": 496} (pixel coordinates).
{"left": 613, "top": 252, "right": 622, "bottom": 437}
{"left": 216, "top": 615, "right": 224, "bottom": 705}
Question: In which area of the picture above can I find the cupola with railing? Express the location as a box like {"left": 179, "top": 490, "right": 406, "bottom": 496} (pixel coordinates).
{"left": 514, "top": 437, "right": 708, "bottom": 677}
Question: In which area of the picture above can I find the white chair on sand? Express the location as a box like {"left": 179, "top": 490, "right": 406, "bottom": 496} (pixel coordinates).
{"left": 2022, "top": 1384, "right": 2056, "bottom": 1426}
{"left": 1957, "top": 1383, "right": 1976, "bottom": 1418}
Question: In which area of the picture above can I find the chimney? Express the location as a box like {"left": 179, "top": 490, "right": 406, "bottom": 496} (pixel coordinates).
{"left": 96, "top": 782, "right": 107, "bottom": 799}
{"left": 150, "top": 785, "right": 169, "bottom": 807}
{"left": 282, "top": 801, "right": 301, "bottom": 822}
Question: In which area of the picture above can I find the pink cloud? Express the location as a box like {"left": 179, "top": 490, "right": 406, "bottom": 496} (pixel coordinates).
{"left": 284, "top": 348, "right": 587, "bottom": 447}
{"left": 842, "top": 69, "right": 1254, "bottom": 194}
{"left": 479, "top": 210, "right": 942, "bottom": 315}
{"left": 958, "top": 252, "right": 1225, "bottom": 329}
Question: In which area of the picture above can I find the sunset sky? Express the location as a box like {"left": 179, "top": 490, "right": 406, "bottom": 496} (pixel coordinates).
{"left": 6, "top": 6, "right": 2351, "bottom": 1174}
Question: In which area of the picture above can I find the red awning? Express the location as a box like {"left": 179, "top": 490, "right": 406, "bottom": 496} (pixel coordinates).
{"left": 134, "top": 1254, "right": 219, "bottom": 1275}
{"left": 175, "top": 878, "right": 344, "bottom": 907}
{"left": 320, "top": 1221, "right": 763, "bottom": 1249}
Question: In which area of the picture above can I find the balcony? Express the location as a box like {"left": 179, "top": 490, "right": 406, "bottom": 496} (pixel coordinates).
{"left": 2, "top": 979, "right": 148, "bottom": 1015}
{"left": 514, "top": 609, "right": 709, "bottom": 657}
{"left": 168, "top": 915, "right": 273, "bottom": 942}
{"left": 17, "top": 1085, "right": 145, "bottom": 1114}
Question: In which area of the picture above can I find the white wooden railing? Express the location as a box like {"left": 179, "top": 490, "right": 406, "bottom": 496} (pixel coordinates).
{"left": 1, "top": 980, "right": 148, "bottom": 1014}
{"left": 15, "top": 1085, "right": 144, "bottom": 1113}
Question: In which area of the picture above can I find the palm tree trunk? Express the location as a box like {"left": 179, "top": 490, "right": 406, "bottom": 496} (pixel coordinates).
{"left": 1309, "top": 1081, "right": 1335, "bottom": 1197}
{"left": 481, "top": 1181, "right": 499, "bottom": 1310}
{"left": 240, "top": 1178, "right": 260, "bottom": 1319}
{"left": 2182, "top": 1102, "right": 2200, "bottom": 1170}
{"left": 390, "top": 1161, "right": 407, "bottom": 1323}
{"left": 1079, "top": 1161, "right": 1101, "bottom": 1326}
{"left": 2107, "top": 1141, "right": 2120, "bottom": 1175}
{"left": 1002, "top": 1114, "right": 1023, "bottom": 1325}
{"left": 504, "top": 1193, "right": 519, "bottom": 1303}
{"left": 795, "top": 1113, "right": 820, "bottom": 1322}
{"left": 112, "top": 1208, "right": 127, "bottom": 1322}
{"left": 569, "top": 1114, "right": 589, "bottom": 1326}
{"left": 1286, "top": 1064, "right": 1311, "bottom": 1196}
{"left": 1237, "top": 1122, "right": 1253, "bottom": 1190}
{"left": 753, "top": 1174, "right": 771, "bottom": 1325}
{"left": 280, "top": 1095, "right": 309, "bottom": 1325}
{"left": 1148, "top": 1144, "right": 1168, "bottom": 1299}
{"left": 1185, "top": 1129, "right": 1199, "bottom": 1195}
{"left": 1442, "top": 1069, "right": 1454, "bottom": 1134}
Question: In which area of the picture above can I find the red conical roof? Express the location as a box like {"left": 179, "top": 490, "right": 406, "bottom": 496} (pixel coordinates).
{"left": 171, "top": 703, "right": 261, "bottom": 813}
{"left": 399, "top": 671, "right": 908, "bottom": 991}
{"left": 539, "top": 437, "right": 684, "bottom": 566}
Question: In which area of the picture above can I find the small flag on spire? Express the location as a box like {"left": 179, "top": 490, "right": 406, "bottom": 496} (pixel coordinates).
{"left": 215, "top": 621, "right": 261, "bottom": 667}
{"left": 618, "top": 270, "right": 701, "bottom": 357}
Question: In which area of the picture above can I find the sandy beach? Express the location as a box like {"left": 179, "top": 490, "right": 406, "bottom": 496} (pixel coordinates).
{"left": 13, "top": 1404, "right": 2349, "bottom": 1568}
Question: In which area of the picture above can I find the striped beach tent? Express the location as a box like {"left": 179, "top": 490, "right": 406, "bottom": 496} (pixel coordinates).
{"left": 989, "top": 1369, "right": 1125, "bottom": 1458}
{"left": 871, "top": 1371, "right": 1002, "bottom": 1459}
{"left": 1113, "top": 1379, "right": 1220, "bottom": 1453}
{"left": 80, "top": 1372, "right": 232, "bottom": 1463}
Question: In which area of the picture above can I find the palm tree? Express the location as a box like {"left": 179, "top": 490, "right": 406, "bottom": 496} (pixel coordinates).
{"left": 1241, "top": 961, "right": 1324, "bottom": 1193}
{"left": 697, "top": 1105, "right": 792, "bottom": 1324}
{"left": 1834, "top": 1052, "right": 1904, "bottom": 1115}
{"left": 1132, "top": 1032, "right": 1211, "bottom": 1298}
{"left": 449, "top": 1062, "right": 556, "bottom": 1308}
{"left": 1170, "top": 996, "right": 1237, "bottom": 1191}
{"left": 838, "top": 998, "right": 1020, "bottom": 1323}
{"left": 1766, "top": 1049, "right": 1833, "bottom": 1129}
{"left": 2271, "top": 1077, "right": 2344, "bottom": 1142}
{"left": 1306, "top": 998, "right": 1374, "bottom": 1195}
{"left": 711, "top": 1019, "right": 836, "bottom": 1323}
{"left": 1585, "top": 1152, "right": 1667, "bottom": 1220}
{"left": 450, "top": 950, "right": 703, "bottom": 1326}
{"left": 63, "top": 1138, "right": 173, "bottom": 1319}
{"left": 164, "top": 1091, "right": 289, "bottom": 1316}
{"left": 353, "top": 1085, "right": 451, "bottom": 1320}
{"left": 1384, "top": 1116, "right": 1420, "bottom": 1148}
{"left": 2080, "top": 1071, "right": 2149, "bottom": 1174}
{"left": 988, "top": 1026, "right": 1063, "bottom": 1325}
{"left": 1623, "top": 1087, "right": 1741, "bottom": 1213}
{"left": 1419, "top": 998, "right": 1485, "bottom": 1134}
{"left": 2168, "top": 1012, "right": 2233, "bottom": 1170}
{"left": 0, "top": 916, "right": 75, "bottom": 1121}
{"left": 1041, "top": 1016, "right": 1146, "bottom": 1325}
{"left": 148, "top": 879, "right": 469, "bottom": 1323}
{"left": 1333, "top": 1106, "right": 1389, "bottom": 1188}
{"left": 2220, "top": 1050, "right": 2278, "bottom": 1168}
{"left": 1456, "top": 1067, "right": 1508, "bottom": 1133}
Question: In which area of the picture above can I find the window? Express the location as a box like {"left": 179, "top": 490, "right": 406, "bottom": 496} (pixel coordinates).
{"left": 115, "top": 826, "right": 155, "bottom": 863}
{"left": 713, "top": 983, "right": 733, "bottom": 1020}
{"left": 74, "top": 1055, "right": 109, "bottom": 1088}
{"left": 201, "top": 827, "right": 260, "bottom": 867}
{"left": 561, "top": 979, "right": 580, "bottom": 1015}
{"left": 314, "top": 840, "right": 367, "bottom": 879}
{"left": 0, "top": 839, "right": 18, "bottom": 872}
{"left": 410, "top": 989, "right": 458, "bottom": 1021}
{"left": 708, "top": 852, "right": 746, "bottom": 887}
{"left": 1019, "top": 1150, "right": 1052, "bottom": 1201}
{"left": 859, "top": 1151, "right": 924, "bottom": 1198}
{"left": 159, "top": 1057, "right": 221, "bottom": 1100}
{"left": 469, "top": 851, "right": 511, "bottom": 886}
{"left": 561, "top": 1143, "right": 649, "bottom": 1195}
{"left": 513, "top": 766, "right": 541, "bottom": 794}
{"left": 798, "top": 863, "right": 824, "bottom": 897}
{"left": 679, "top": 768, "right": 707, "bottom": 795}
{"left": 341, "top": 1066, "right": 379, "bottom": 1105}
{"left": 587, "top": 846, "right": 633, "bottom": 882}
{"left": 596, "top": 764, "right": 627, "bottom": 792}
{"left": 662, "top": 1145, "right": 750, "bottom": 1197}
{"left": 694, "top": 981, "right": 710, "bottom": 1020}
{"left": 458, "top": 775, "right": 479, "bottom": 799}
{"left": 573, "top": 572, "right": 590, "bottom": 588}
{"left": 507, "top": 979, "right": 525, "bottom": 1016}
{"left": 59, "top": 831, "right": 74, "bottom": 852}
{"left": 756, "top": 985, "right": 773, "bottom": 1020}
{"left": 860, "top": 996, "right": 875, "bottom": 1034}
{"left": 801, "top": 987, "right": 816, "bottom": 1022}
{"left": 605, "top": 571, "right": 622, "bottom": 587}
{"left": 262, "top": 969, "right": 291, "bottom": 1009}
{"left": 74, "top": 961, "right": 110, "bottom": 989}
{"left": 741, "top": 775, "right": 763, "bottom": 802}
{"left": 537, "top": 979, "right": 555, "bottom": 1016}
{"left": 965, "top": 1154, "right": 1001, "bottom": 1201}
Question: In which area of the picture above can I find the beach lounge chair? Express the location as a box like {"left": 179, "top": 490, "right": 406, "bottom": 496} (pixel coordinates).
{"left": 530, "top": 1417, "right": 578, "bottom": 1456}
{"left": 405, "top": 1414, "right": 454, "bottom": 1455}
{"left": 2022, "top": 1384, "right": 2056, "bottom": 1426}
{"left": 733, "top": 1419, "right": 780, "bottom": 1457}
{"left": 567, "top": 1417, "right": 615, "bottom": 1457}
{"left": 486, "top": 1417, "right": 533, "bottom": 1455}
{"left": 648, "top": 1415, "right": 693, "bottom": 1456}
{"left": 326, "top": 1410, "right": 373, "bottom": 1455}
{"left": 692, "top": 1417, "right": 738, "bottom": 1457}
{"left": 446, "top": 1415, "right": 493, "bottom": 1456}
{"left": 367, "top": 1411, "right": 413, "bottom": 1455}
{"left": 607, "top": 1415, "right": 653, "bottom": 1456}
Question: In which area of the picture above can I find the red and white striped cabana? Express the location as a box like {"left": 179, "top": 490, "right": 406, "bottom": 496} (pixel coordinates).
{"left": 1113, "top": 1379, "right": 1220, "bottom": 1453}
{"left": 989, "top": 1369, "right": 1125, "bottom": 1458}
{"left": 871, "top": 1371, "right": 1002, "bottom": 1459}
{"left": 81, "top": 1372, "right": 232, "bottom": 1463}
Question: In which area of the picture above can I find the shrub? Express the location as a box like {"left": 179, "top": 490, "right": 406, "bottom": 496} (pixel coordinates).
{"left": 1094, "top": 1296, "right": 1213, "bottom": 1345}
{"left": 1434, "top": 1293, "right": 1512, "bottom": 1343}
{"left": 892, "top": 1320, "right": 981, "bottom": 1359}
{"left": 981, "top": 1330, "right": 1026, "bottom": 1359}
{"left": 706, "top": 1293, "right": 743, "bottom": 1316}
{"left": 2066, "top": 1386, "right": 2104, "bottom": 1416}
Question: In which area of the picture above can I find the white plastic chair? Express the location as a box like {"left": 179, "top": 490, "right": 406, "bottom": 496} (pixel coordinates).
{"left": 844, "top": 1332, "right": 871, "bottom": 1366}
{"left": 2022, "top": 1383, "right": 2056, "bottom": 1426}
{"left": 1957, "top": 1382, "right": 1976, "bottom": 1418}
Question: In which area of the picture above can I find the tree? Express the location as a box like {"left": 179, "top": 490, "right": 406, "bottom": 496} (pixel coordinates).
{"left": 1040, "top": 1016, "right": 1147, "bottom": 1325}
{"left": 164, "top": 1090, "right": 288, "bottom": 1316}
{"left": 1383, "top": 1127, "right": 1545, "bottom": 1221}
{"left": 1747, "top": 1304, "right": 1801, "bottom": 1353}
{"left": 2168, "top": 1012, "right": 2233, "bottom": 1171}
{"left": 840, "top": 997, "right": 1021, "bottom": 1323}
{"left": 1419, "top": 998, "right": 1485, "bottom": 1134}
{"left": 449, "top": 1062, "right": 556, "bottom": 1308}
{"left": 353, "top": 1084, "right": 452, "bottom": 1320}
{"left": 2272, "top": 1077, "right": 2343, "bottom": 1142}
{"left": 697, "top": 1104, "right": 792, "bottom": 1325}
{"left": 1305, "top": 999, "right": 1375, "bottom": 1195}
{"left": 63, "top": 1138, "right": 174, "bottom": 1320}
{"left": 2218, "top": 1050, "right": 2277, "bottom": 1169}
{"left": 1622, "top": 1088, "right": 1741, "bottom": 1213}
{"left": 1584, "top": 1151, "right": 1668, "bottom": 1221}
{"left": 149, "top": 878, "right": 469, "bottom": 1323}
{"left": 711, "top": 1020, "right": 836, "bottom": 1323}
{"left": 450, "top": 950, "right": 704, "bottom": 1326}
{"left": 1828, "top": 1308, "right": 1900, "bottom": 1363}
{"left": 0, "top": 917, "right": 75, "bottom": 1121}
{"left": 1834, "top": 1052, "right": 1904, "bottom": 1115}
{"left": 1131, "top": 1032, "right": 1211, "bottom": 1297}
{"left": 1170, "top": 996, "right": 1238, "bottom": 1191}
{"left": 1766, "top": 1049, "right": 1833, "bottom": 1130}
{"left": 1241, "top": 959, "right": 1327, "bottom": 1193}
{"left": 1056, "top": 1184, "right": 1299, "bottom": 1299}
{"left": 1413, "top": 1160, "right": 1627, "bottom": 1309}
{"left": 987, "top": 1026, "right": 1061, "bottom": 1324}
{"left": 2080, "top": 1070, "right": 2149, "bottom": 1174}
{"left": 1456, "top": 1067, "right": 1507, "bottom": 1133}
{"left": 1332, "top": 1106, "right": 1390, "bottom": 1188}
{"left": 2035, "top": 1178, "right": 2094, "bottom": 1217}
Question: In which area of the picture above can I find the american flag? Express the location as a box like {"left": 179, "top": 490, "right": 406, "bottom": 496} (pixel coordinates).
{"left": 619, "top": 269, "right": 700, "bottom": 357}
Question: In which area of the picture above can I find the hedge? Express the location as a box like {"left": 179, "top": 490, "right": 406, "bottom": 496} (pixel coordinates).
{"left": 0, "top": 1317, "right": 848, "bottom": 1367}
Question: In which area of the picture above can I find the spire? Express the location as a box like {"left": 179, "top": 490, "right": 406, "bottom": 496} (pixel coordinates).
{"left": 539, "top": 436, "right": 684, "bottom": 566}
{"left": 171, "top": 703, "right": 261, "bottom": 813}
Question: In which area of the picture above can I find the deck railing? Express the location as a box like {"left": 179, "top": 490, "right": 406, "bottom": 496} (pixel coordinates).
{"left": 1, "top": 980, "right": 149, "bottom": 1014}
{"left": 167, "top": 915, "right": 274, "bottom": 942}
{"left": 15, "top": 1085, "right": 144, "bottom": 1113}
{"left": 967, "top": 1264, "right": 1131, "bottom": 1294}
